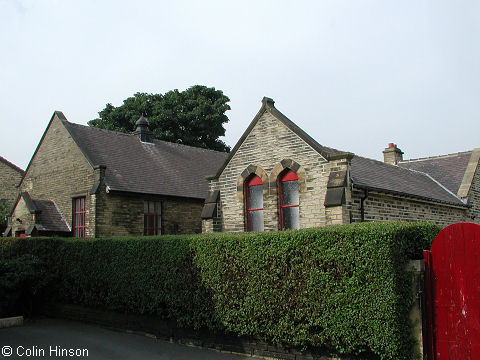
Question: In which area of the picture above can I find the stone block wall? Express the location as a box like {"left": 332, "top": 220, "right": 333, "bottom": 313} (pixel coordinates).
{"left": 207, "top": 111, "right": 347, "bottom": 232}
{"left": 465, "top": 161, "right": 480, "bottom": 224}
{"left": 0, "top": 160, "right": 23, "bottom": 207}
{"left": 12, "top": 115, "right": 96, "bottom": 236}
{"left": 8, "top": 197, "right": 34, "bottom": 235}
{"left": 350, "top": 189, "right": 467, "bottom": 227}
{"left": 95, "top": 191, "right": 203, "bottom": 237}
{"left": 7, "top": 114, "right": 204, "bottom": 238}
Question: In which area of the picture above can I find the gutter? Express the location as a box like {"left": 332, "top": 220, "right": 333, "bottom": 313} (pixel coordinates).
{"left": 352, "top": 183, "right": 469, "bottom": 209}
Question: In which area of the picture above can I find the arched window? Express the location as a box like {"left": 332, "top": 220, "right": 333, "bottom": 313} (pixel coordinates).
{"left": 279, "top": 169, "right": 299, "bottom": 230}
{"left": 245, "top": 174, "right": 264, "bottom": 232}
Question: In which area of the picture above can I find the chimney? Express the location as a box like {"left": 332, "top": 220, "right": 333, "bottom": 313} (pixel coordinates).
{"left": 133, "top": 116, "right": 153, "bottom": 143}
{"left": 383, "top": 143, "right": 403, "bottom": 165}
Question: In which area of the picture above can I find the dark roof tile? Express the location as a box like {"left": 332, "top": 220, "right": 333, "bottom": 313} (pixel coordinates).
{"left": 62, "top": 120, "right": 228, "bottom": 200}
{"left": 351, "top": 156, "right": 466, "bottom": 206}
{"left": 32, "top": 200, "right": 70, "bottom": 232}
{"left": 398, "top": 152, "right": 472, "bottom": 194}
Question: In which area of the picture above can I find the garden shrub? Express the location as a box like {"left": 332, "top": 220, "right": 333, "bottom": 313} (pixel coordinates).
{"left": 0, "top": 222, "right": 440, "bottom": 359}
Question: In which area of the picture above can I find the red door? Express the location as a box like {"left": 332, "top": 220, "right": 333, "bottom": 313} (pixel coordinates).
{"left": 424, "top": 223, "right": 480, "bottom": 359}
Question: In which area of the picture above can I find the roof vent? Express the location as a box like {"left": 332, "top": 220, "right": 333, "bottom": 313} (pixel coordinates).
{"left": 133, "top": 116, "right": 153, "bottom": 143}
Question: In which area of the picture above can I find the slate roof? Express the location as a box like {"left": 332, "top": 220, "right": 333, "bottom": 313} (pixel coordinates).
{"left": 0, "top": 156, "right": 25, "bottom": 175}
{"left": 211, "top": 98, "right": 468, "bottom": 208}
{"left": 350, "top": 156, "right": 466, "bottom": 206}
{"left": 18, "top": 192, "right": 70, "bottom": 234}
{"left": 61, "top": 116, "right": 228, "bottom": 200}
{"left": 32, "top": 199, "right": 70, "bottom": 233}
{"left": 397, "top": 152, "right": 472, "bottom": 195}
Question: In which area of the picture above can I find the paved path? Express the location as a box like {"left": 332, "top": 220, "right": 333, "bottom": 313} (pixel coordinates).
{"left": 0, "top": 318, "right": 252, "bottom": 359}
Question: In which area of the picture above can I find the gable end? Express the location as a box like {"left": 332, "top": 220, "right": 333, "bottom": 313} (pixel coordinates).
{"left": 209, "top": 97, "right": 353, "bottom": 180}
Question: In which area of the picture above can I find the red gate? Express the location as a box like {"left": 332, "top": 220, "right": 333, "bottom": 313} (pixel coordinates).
{"left": 424, "top": 222, "right": 480, "bottom": 359}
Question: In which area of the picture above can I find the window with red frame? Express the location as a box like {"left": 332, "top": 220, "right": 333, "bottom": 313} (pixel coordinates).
{"left": 73, "top": 197, "right": 86, "bottom": 238}
{"left": 279, "top": 169, "right": 300, "bottom": 230}
{"left": 245, "top": 174, "right": 264, "bottom": 232}
{"left": 144, "top": 201, "right": 162, "bottom": 235}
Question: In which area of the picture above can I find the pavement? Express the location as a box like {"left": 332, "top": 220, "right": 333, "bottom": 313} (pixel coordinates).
{"left": 0, "top": 317, "right": 253, "bottom": 359}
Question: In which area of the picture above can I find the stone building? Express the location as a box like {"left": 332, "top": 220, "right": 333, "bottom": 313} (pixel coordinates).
{"left": 4, "top": 111, "right": 227, "bottom": 237}
{"left": 202, "top": 97, "right": 479, "bottom": 232}
{"left": 0, "top": 156, "right": 25, "bottom": 233}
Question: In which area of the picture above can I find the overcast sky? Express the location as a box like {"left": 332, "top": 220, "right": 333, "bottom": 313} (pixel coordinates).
{"left": 1, "top": 0, "right": 479, "bottom": 170}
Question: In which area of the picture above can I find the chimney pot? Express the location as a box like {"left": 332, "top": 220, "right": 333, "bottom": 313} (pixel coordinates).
{"left": 383, "top": 143, "right": 403, "bottom": 165}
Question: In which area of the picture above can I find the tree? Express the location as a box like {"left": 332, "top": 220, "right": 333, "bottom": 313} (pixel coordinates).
{"left": 88, "top": 85, "right": 231, "bottom": 152}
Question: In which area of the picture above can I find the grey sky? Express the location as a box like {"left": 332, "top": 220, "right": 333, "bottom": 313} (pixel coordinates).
{"left": 1, "top": 0, "right": 478, "bottom": 170}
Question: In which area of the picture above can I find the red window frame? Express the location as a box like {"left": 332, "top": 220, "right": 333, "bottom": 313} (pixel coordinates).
{"left": 144, "top": 200, "right": 162, "bottom": 235}
{"left": 73, "top": 197, "right": 86, "bottom": 238}
{"left": 278, "top": 169, "right": 299, "bottom": 230}
{"left": 245, "top": 175, "right": 264, "bottom": 232}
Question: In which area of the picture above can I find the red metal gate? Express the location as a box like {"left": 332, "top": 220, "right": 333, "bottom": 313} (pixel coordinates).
{"left": 424, "top": 222, "right": 480, "bottom": 359}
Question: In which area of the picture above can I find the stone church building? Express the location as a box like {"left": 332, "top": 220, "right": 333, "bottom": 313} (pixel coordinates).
{"left": 4, "top": 111, "right": 227, "bottom": 237}
{"left": 201, "top": 97, "right": 480, "bottom": 233}
{"left": 3, "top": 98, "right": 479, "bottom": 238}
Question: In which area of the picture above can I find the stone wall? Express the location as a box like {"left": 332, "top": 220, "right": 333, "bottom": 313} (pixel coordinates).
{"left": 350, "top": 189, "right": 467, "bottom": 227}
{"left": 11, "top": 115, "right": 97, "bottom": 236}
{"left": 95, "top": 191, "right": 203, "bottom": 237}
{"left": 207, "top": 110, "right": 348, "bottom": 232}
{"left": 0, "top": 159, "right": 23, "bottom": 207}
{"left": 465, "top": 161, "right": 480, "bottom": 224}
{"left": 7, "top": 114, "right": 204, "bottom": 238}
{"left": 8, "top": 197, "right": 34, "bottom": 235}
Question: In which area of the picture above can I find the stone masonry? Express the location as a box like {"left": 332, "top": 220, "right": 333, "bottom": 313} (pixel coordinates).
{"left": 465, "top": 163, "right": 480, "bottom": 223}
{"left": 9, "top": 114, "right": 96, "bottom": 236}
{"left": 0, "top": 157, "right": 24, "bottom": 208}
{"left": 350, "top": 189, "right": 467, "bottom": 227}
{"left": 95, "top": 191, "right": 203, "bottom": 237}
{"left": 205, "top": 108, "right": 349, "bottom": 232}
{"left": 461, "top": 150, "right": 480, "bottom": 223}
{"left": 204, "top": 98, "right": 477, "bottom": 233}
{"left": 7, "top": 112, "right": 210, "bottom": 238}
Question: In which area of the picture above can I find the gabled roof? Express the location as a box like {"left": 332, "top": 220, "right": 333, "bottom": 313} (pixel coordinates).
{"left": 0, "top": 156, "right": 25, "bottom": 176}
{"left": 30, "top": 199, "right": 70, "bottom": 233}
{"left": 351, "top": 156, "right": 466, "bottom": 207}
{"left": 397, "top": 151, "right": 472, "bottom": 195}
{"left": 13, "top": 193, "right": 70, "bottom": 235}
{"left": 209, "top": 97, "right": 466, "bottom": 208}
{"left": 209, "top": 97, "right": 353, "bottom": 180}
{"left": 61, "top": 116, "right": 228, "bottom": 200}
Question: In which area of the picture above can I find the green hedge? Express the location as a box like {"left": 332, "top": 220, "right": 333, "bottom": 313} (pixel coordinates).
{"left": 0, "top": 222, "right": 440, "bottom": 359}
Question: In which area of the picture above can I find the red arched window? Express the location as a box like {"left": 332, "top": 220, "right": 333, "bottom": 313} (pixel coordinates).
{"left": 245, "top": 174, "right": 264, "bottom": 232}
{"left": 279, "top": 169, "right": 299, "bottom": 230}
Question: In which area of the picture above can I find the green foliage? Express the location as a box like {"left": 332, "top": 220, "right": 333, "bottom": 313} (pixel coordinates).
{"left": 0, "top": 222, "right": 440, "bottom": 359}
{"left": 191, "top": 222, "right": 440, "bottom": 359}
{"left": 88, "top": 85, "right": 231, "bottom": 152}
{"left": 0, "top": 237, "right": 59, "bottom": 317}
{"left": 0, "top": 200, "right": 10, "bottom": 234}
{"left": 0, "top": 255, "right": 52, "bottom": 317}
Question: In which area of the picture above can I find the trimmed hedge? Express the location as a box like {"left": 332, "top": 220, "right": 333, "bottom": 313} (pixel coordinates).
{"left": 0, "top": 222, "right": 440, "bottom": 359}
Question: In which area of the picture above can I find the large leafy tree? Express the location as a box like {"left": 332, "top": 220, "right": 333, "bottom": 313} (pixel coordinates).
{"left": 88, "top": 85, "right": 231, "bottom": 152}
